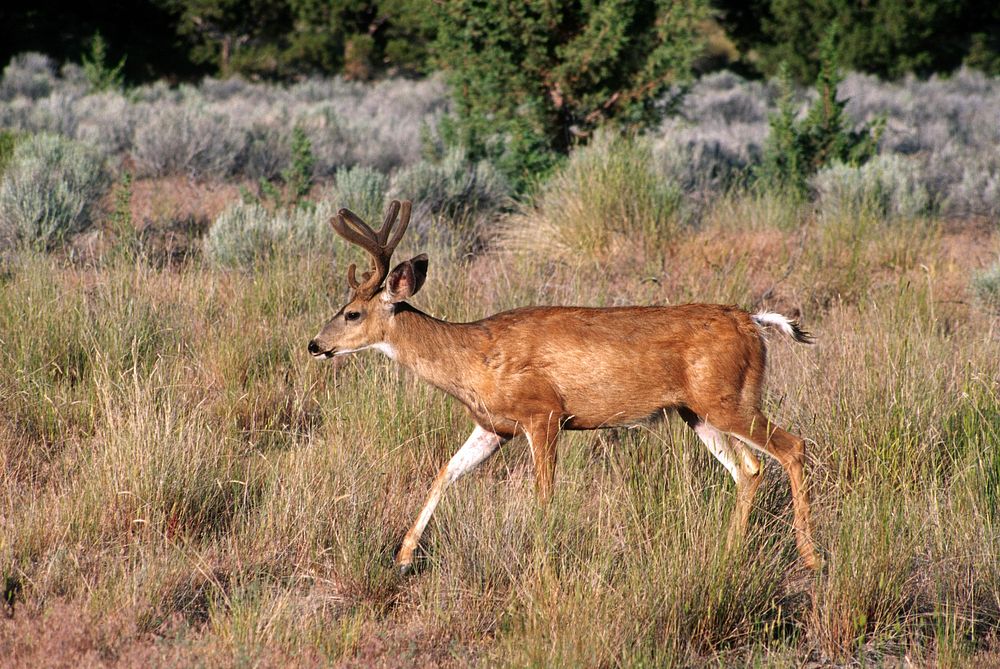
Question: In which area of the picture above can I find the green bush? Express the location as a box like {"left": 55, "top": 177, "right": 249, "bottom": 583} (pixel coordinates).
{"left": 255, "top": 125, "right": 316, "bottom": 210}
{"left": 433, "top": 0, "right": 708, "bottom": 191}
{"left": 756, "top": 29, "right": 883, "bottom": 195}
{"left": 282, "top": 125, "right": 315, "bottom": 203}
{"left": 81, "top": 32, "right": 127, "bottom": 92}
{"left": 0, "top": 134, "right": 111, "bottom": 250}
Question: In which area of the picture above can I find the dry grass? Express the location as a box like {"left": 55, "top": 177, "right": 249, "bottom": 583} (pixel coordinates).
{"left": 1, "top": 180, "right": 998, "bottom": 667}
{"left": 499, "top": 132, "right": 682, "bottom": 268}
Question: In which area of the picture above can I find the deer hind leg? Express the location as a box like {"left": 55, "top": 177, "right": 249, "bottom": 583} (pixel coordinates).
{"left": 679, "top": 408, "right": 762, "bottom": 546}
{"left": 395, "top": 425, "right": 506, "bottom": 575}
{"left": 525, "top": 414, "right": 561, "bottom": 504}
{"left": 719, "top": 410, "right": 820, "bottom": 571}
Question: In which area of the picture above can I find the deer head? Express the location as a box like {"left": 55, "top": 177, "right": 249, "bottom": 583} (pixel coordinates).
{"left": 308, "top": 200, "right": 428, "bottom": 359}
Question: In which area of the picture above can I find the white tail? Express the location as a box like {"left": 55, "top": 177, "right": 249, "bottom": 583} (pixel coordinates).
{"left": 752, "top": 311, "right": 815, "bottom": 344}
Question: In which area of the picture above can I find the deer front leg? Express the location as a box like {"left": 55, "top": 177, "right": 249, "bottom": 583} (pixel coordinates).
{"left": 526, "top": 414, "right": 561, "bottom": 504}
{"left": 396, "top": 425, "right": 506, "bottom": 575}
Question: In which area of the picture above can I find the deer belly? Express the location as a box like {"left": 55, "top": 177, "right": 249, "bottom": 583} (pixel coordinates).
{"left": 545, "top": 350, "right": 686, "bottom": 429}
{"left": 558, "top": 384, "right": 684, "bottom": 430}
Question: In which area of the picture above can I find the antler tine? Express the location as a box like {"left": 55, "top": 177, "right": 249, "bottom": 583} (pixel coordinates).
{"left": 345, "top": 263, "right": 372, "bottom": 289}
{"left": 331, "top": 210, "right": 384, "bottom": 294}
{"left": 337, "top": 210, "right": 379, "bottom": 246}
{"left": 376, "top": 200, "right": 401, "bottom": 246}
{"left": 384, "top": 200, "right": 411, "bottom": 256}
{"left": 331, "top": 211, "right": 375, "bottom": 250}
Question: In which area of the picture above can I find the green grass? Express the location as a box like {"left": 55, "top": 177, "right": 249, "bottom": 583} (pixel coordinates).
{"left": 1, "top": 185, "right": 998, "bottom": 667}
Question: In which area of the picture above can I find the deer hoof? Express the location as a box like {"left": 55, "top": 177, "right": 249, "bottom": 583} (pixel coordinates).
{"left": 397, "top": 562, "right": 414, "bottom": 578}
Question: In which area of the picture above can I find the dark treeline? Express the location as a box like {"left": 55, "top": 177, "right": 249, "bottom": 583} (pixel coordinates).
{"left": 0, "top": 1, "right": 202, "bottom": 82}
{"left": 716, "top": 0, "right": 1000, "bottom": 80}
{"left": 2, "top": 0, "right": 998, "bottom": 84}
{"left": 0, "top": 0, "right": 432, "bottom": 83}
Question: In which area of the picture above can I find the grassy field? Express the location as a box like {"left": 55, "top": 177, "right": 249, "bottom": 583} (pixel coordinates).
{"left": 1, "top": 55, "right": 999, "bottom": 667}
{"left": 1, "top": 166, "right": 998, "bottom": 666}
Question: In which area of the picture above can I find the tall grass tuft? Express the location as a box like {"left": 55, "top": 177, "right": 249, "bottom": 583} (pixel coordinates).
{"left": 501, "top": 131, "right": 682, "bottom": 263}
{"left": 811, "top": 488, "right": 921, "bottom": 660}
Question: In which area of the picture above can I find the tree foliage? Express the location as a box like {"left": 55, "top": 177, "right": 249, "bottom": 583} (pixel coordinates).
{"left": 81, "top": 32, "right": 127, "bottom": 91}
{"left": 156, "top": 0, "right": 433, "bottom": 79}
{"left": 433, "top": 0, "right": 708, "bottom": 190}
{"left": 756, "top": 28, "right": 883, "bottom": 193}
{"left": 716, "top": 0, "right": 1000, "bottom": 81}
{"left": 1, "top": 1, "right": 997, "bottom": 85}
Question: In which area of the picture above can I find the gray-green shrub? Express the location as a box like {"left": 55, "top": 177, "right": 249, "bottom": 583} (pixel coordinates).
{"left": 812, "top": 154, "right": 932, "bottom": 221}
{"left": 73, "top": 91, "right": 136, "bottom": 158}
{"left": 329, "top": 166, "right": 387, "bottom": 222}
{"left": 653, "top": 131, "right": 754, "bottom": 194}
{"left": 945, "top": 154, "right": 1000, "bottom": 219}
{"left": 972, "top": 259, "right": 1000, "bottom": 309}
{"left": 131, "top": 104, "right": 245, "bottom": 179}
{"left": 0, "top": 133, "right": 110, "bottom": 250}
{"left": 204, "top": 201, "right": 336, "bottom": 268}
{"left": 388, "top": 148, "right": 509, "bottom": 219}
{"left": 0, "top": 53, "right": 58, "bottom": 101}
{"left": 239, "top": 123, "right": 291, "bottom": 180}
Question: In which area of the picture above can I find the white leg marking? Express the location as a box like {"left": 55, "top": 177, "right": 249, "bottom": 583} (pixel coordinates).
{"left": 694, "top": 421, "right": 743, "bottom": 484}
{"left": 405, "top": 426, "right": 505, "bottom": 550}
{"left": 444, "top": 425, "right": 505, "bottom": 484}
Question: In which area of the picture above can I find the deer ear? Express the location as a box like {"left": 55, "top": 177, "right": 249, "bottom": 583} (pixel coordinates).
{"left": 384, "top": 254, "right": 428, "bottom": 303}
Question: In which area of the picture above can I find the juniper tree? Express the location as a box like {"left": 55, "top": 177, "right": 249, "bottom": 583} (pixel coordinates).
{"left": 433, "top": 0, "right": 708, "bottom": 190}
{"left": 756, "top": 27, "right": 883, "bottom": 194}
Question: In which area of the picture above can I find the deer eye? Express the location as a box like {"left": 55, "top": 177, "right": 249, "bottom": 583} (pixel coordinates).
{"left": 345, "top": 311, "right": 362, "bottom": 322}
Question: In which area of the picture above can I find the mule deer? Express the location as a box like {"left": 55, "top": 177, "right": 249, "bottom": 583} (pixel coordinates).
{"left": 308, "top": 200, "right": 820, "bottom": 574}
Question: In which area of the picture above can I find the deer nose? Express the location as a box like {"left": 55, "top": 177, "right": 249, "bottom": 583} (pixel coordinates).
{"left": 308, "top": 339, "right": 321, "bottom": 355}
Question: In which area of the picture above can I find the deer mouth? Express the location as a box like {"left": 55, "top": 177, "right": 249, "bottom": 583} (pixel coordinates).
{"left": 308, "top": 339, "right": 336, "bottom": 359}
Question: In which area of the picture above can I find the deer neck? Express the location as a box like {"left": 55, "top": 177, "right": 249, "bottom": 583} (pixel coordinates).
{"left": 382, "top": 304, "right": 483, "bottom": 396}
